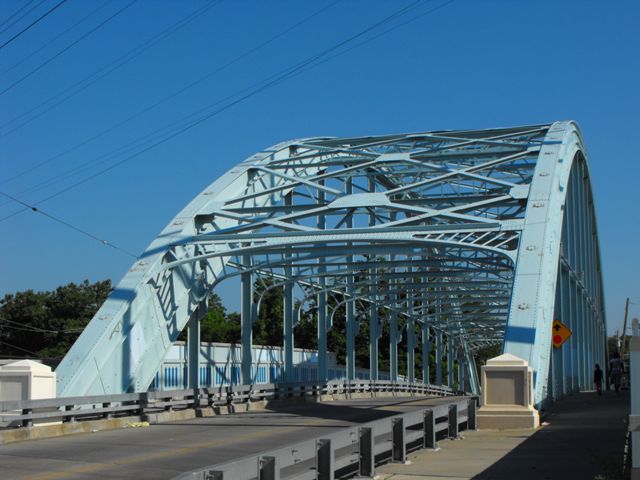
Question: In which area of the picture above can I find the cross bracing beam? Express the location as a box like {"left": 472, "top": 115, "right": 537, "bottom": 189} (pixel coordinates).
{"left": 56, "top": 121, "right": 606, "bottom": 407}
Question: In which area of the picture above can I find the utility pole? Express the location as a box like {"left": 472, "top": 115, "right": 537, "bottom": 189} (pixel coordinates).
{"left": 620, "top": 297, "right": 630, "bottom": 357}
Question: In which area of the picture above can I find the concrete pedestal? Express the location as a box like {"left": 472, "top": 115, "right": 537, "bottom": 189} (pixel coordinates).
{"left": 0, "top": 360, "right": 57, "bottom": 427}
{"left": 0, "top": 360, "right": 56, "bottom": 401}
{"left": 477, "top": 353, "right": 539, "bottom": 429}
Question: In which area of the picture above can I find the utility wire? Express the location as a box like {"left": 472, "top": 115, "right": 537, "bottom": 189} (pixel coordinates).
{"left": 296, "top": 0, "right": 455, "bottom": 76}
{"left": 0, "top": 318, "right": 84, "bottom": 334}
{"left": 3, "top": 0, "right": 428, "bottom": 206}
{"left": 0, "top": 0, "right": 222, "bottom": 135}
{"left": 0, "top": 0, "right": 67, "bottom": 51}
{"left": 0, "top": 1, "right": 111, "bottom": 79}
{"left": 0, "top": 0, "right": 427, "bottom": 216}
{"left": 0, "top": 0, "right": 431, "bottom": 216}
{"left": 0, "top": 0, "right": 137, "bottom": 97}
{"left": 1, "top": 0, "right": 451, "bottom": 225}
{"left": 0, "top": 0, "right": 35, "bottom": 29}
{"left": 0, "top": 0, "right": 334, "bottom": 189}
{"left": 0, "top": 191, "right": 138, "bottom": 258}
{"left": 0, "top": 0, "right": 46, "bottom": 35}
{"left": 0, "top": 340, "right": 38, "bottom": 357}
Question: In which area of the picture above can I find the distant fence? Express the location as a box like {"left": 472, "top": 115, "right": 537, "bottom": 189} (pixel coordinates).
{"left": 1, "top": 380, "right": 453, "bottom": 430}
{"left": 174, "top": 395, "right": 476, "bottom": 480}
{"left": 151, "top": 342, "right": 396, "bottom": 391}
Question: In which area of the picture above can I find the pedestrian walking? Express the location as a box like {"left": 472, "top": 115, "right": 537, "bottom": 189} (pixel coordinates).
{"left": 594, "top": 364, "right": 603, "bottom": 395}
{"left": 609, "top": 352, "right": 624, "bottom": 394}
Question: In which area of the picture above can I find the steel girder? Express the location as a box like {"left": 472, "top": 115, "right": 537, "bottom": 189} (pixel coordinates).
{"left": 56, "top": 121, "right": 606, "bottom": 405}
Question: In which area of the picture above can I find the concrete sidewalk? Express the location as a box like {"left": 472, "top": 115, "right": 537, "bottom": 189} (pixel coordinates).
{"left": 377, "top": 390, "right": 629, "bottom": 480}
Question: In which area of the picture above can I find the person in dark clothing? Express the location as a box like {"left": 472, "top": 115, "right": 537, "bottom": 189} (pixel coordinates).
{"left": 594, "top": 364, "right": 603, "bottom": 395}
{"left": 609, "top": 352, "right": 624, "bottom": 394}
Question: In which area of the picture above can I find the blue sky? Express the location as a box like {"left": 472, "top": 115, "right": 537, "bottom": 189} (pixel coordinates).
{"left": 0, "top": 0, "right": 638, "bottom": 334}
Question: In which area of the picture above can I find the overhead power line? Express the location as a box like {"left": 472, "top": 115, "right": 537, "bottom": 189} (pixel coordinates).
{"left": 0, "top": 340, "right": 39, "bottom": 357}
{"left": 0, "top": 0, "right": 440, "bottom": 217}
{"left": 295, "top": 0, "right": 455, "bottom": 76}
{"left": 0, "top": 0, "right": 222, "bottom": 136}
{"left": 0, "top": 1, "right": 111, "bottom": 79}
{"left": 2, "top": 0, "right": 430, "bottom": 205}
{"left": 0, "top": 0, "right": 68, "bottom": 51}
{"left": 1, "top": 0, "right": 453, "bottom": 227}
{"left": 0, "top": 318, "right": 84, "bottom": 334}
{"left": 0, "top": 0, "right": 46, "bottom": 35}
{"left": 0, "top": 0, "right": 137, "bottom": 97}
{"left": 0, "top": 0, "right": 36, "bottom": 29}
{"left": 0, "top": 0, "right": 334, "bottom": 190}
{"left": 0, "top": 191, "right": 138, "bottom": 258}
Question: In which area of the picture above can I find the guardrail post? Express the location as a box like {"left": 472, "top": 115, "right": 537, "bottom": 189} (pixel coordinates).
{"left": 102, "top": 402, "right": 113, "bottom": 419}
{"left": 392, "top": 417, "right": 405, "bottom": 463}
{"left": 359, "top": 427, "right": 374, "bottom": 477}
{"left": 164, "top": 393, "right": 174, "bottom": 412}
{"left": 21, "top": 408, "right": 33, "bottom": 428}
{"left": 193, "top": 388, "right": 202, "bottom": 409}
{"left": 448, "top": 404, "right": 458, "bottom": 438}
{"left": 140, "top": 392, "right": 149, "bottom": 416}
{"left": 467, "top": 398, "right": 477, "bottom": 430}
{"left": 259, "top": 455, "right": 279, "bottom": 480}
{"left": 64, "top": 405, "right": 76, "bottom": 423}
{"left": 423, "top": 409, "right": 436, "bottom": 449}
{"left": 316, "top": 438, "right": 334, "bottom": 480}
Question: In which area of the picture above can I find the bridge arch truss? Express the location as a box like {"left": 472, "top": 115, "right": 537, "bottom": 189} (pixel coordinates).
{"left": 56, "top": 121, "right": 606, "bottom": 405}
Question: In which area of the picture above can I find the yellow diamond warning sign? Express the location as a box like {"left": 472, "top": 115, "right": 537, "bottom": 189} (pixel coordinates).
{"left": 552, "top": 320, "right": 572, "bottom": 348}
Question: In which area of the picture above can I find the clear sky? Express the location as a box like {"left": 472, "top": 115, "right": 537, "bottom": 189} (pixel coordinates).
{"left": 0, "top": 0, "right": 638, "bottom": 334}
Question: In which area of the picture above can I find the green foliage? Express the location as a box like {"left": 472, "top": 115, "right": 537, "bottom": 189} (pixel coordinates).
{"left": 252, "top": 278, "right": 284, "bottom": 346}
{"left": 1, "top": 276, "right": 459, "bottom": 384}
{"left": 202, "top": 293, "right": 240, "bottom": 343}
{"left": 0, "top": 280, "right": 112, "bottom": 358}
{"left": 474, "top": 344, "right": 502, "bottom": 366}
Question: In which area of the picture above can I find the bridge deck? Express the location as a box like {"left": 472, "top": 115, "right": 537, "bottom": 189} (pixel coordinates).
{"left": 0, "top": 395, "right": 455, "bottom": 480}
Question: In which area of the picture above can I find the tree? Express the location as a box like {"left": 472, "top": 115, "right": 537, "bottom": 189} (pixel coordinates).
{"left": 474, "top": 344, "right": 502, "bottom": 367}
{"left": 0, "top": 280, "right": 112, "bottom": 359}
{"left": 252, "top": 278, "right": 284, "bottom": 346}
{"left": 201, "top": 293, "right": 238, "bottom": 343}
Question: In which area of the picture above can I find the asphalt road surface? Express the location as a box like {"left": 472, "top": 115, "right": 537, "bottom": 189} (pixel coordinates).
{"left": 0, "top": 395, "right": 455, "bottom": 480}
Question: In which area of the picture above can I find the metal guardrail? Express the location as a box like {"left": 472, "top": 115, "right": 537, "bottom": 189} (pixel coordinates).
{"left": 174, "top": 396, "right": 476, "bottom": 480}
{"left": 0, "top": 380, "right": 456, "bottom": 429}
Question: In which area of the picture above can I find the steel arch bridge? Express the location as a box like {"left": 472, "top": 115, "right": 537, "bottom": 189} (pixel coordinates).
{"left": 56, "top": 121, "right": 606, "bottom": 406}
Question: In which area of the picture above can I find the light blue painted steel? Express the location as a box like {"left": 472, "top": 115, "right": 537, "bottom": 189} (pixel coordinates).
{"left": 504, "top": 121, "right": 606, "bottom": 404}
{"left": 55, "top": 122, "right": 606, "bottom": 407}
{"left": 240, "top": 255, "right": 252, "bottom": 384}
{"left": 422, "top": 323, "right": 431, "bottom": 383}
{"left": 435, "top": 330, "right": 443, "bottom": 386}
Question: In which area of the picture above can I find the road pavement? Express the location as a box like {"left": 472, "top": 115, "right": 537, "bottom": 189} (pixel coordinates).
{"left": 0, "top": 395, "right": 454, "bottom": 480}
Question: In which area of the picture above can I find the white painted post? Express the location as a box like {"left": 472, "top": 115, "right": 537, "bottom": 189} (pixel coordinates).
{"left": 629, "top": 318, "right": 640, "bottom": 476}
